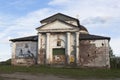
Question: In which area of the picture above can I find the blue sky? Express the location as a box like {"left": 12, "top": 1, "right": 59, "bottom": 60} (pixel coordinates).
{"left": 0, "top": 0, "right": 120, "bottom": 61}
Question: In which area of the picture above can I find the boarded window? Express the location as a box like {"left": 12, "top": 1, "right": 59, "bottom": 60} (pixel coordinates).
{"left": 53, "top": 48, "right": 65, "bottom": 55}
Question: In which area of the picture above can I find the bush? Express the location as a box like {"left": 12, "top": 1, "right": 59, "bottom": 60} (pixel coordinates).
{"left": 110, "top": 57, "right": 120, "bottom": 68}
{"left": 0, "top": 59, "right": 11, "bottom": 65}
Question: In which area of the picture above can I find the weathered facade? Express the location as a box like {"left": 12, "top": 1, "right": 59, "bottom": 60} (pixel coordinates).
{"left": 10, "top": 13, "right": 111, "bottom": 68}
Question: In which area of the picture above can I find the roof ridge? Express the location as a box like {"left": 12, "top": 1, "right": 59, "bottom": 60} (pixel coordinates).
{"left": 40, "top": 13, "right": 79, "bottom": 23}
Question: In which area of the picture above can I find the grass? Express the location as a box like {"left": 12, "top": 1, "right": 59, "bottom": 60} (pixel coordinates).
{"left": 0, "top": 65, "right": 120, "bottom": 79}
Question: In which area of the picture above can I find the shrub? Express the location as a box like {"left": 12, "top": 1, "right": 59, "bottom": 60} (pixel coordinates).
{"left": 110, "top": 57, "right": 120, "bottom": 68}
{"left": 0, "top": 59, "right": 11, "bottom": 65}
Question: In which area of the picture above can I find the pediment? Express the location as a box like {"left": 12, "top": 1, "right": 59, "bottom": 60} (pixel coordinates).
{"left": 37, "top": 20, "right": 79, "bottom": 31}
{"left": 40, "top": 13, "right": 78, "bottom": 23}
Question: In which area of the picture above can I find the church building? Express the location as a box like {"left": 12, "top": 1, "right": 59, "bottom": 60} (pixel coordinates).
{"left": 10, "top": 13, "right": 111, "bottom": 68}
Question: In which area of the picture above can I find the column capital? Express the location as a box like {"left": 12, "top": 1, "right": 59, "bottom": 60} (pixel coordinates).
{"left": 67, "top": 32, "right": 70, "bottom": 35}
{"left": 46, "top": 33, "right": 50, "bottom": 35}
{"left": 75, "top": 32, "right": 79, "bottom": 35}
{"left": 38, "top": 33, "right": 42, "bottom": 36}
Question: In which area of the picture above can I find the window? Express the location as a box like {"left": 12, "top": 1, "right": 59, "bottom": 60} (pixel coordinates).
{"left": 25, "top": 43, "right": 28, "bottom": 48}
{"left": 57, "top": 40, "right": 61, "bottom": 46}
{"left": 102, "top": 43, "right": 104, "bottom": 46}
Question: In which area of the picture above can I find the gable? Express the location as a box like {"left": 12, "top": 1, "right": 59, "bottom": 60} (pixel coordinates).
{"left": 37, "top": 20, "right": 79, "bottom": 30}
{"left": 40, "top": 13, "right": 78, "bottom": 24}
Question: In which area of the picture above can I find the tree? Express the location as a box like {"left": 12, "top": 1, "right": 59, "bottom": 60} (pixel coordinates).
{"left": 109, "top": 46, "right": 115, "bottom": 58}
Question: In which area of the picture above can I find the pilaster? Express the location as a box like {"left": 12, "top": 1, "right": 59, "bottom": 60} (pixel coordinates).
{"left": 37, "top": 33, "right": 41, "bottom": 64}
{"left": 11, "top": 42, "right": 16, "bottom": 64}
{"left": 66, "top": 32, "right": 71, "bottom": 64}
{"left": 46, "top": 33, "right": 50, "bottom": 64}
{"left": 75, "top": 32, "right": 79, "bottom": 64}
{"left": 12, "top": 43, "right": 16, "bottom": 59}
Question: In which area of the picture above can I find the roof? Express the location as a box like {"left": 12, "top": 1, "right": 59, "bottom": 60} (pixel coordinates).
{"left": 80, "top": 34, "right": 110, "bottom": 40}
{"left": 40, "top": 13, "right": 79, "bottom": 23}
{"left": 36, "top": 19, "right": 79, "bottom": 30}
{"left": 9, "top": 34, "right": 110, "bottom": 42}
{"left": 10, "top": 35, "right": 38, "bottom": 42}
{"left": 79, "top": 25, "right": 88, "bottom": 32}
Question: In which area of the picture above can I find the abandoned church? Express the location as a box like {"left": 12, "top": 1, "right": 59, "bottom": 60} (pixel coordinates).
{"left": 10, "top": 13, "right": 111, "bottom": 68}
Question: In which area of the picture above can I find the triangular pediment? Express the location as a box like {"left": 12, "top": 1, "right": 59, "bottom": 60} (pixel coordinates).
{"left": 37, "top": 20, "right": 79, "bottom": 31}
{"left": 40, "top": 13, "right": 78, "bottom": 23}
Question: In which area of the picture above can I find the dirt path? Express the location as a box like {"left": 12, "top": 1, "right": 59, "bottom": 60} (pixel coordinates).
{"left": 0, "top": 72, "right": 76, "bottom": 80}
{"left": 0, "top": 72, "right": 120, "bottom": 80}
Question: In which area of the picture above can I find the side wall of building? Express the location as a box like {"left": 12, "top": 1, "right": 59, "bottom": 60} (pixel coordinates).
{"left": 79, "top": 39, "right": 110, "bottom": 68}
{"left": 11, "top": 41, "right": 37, "bottom": 66}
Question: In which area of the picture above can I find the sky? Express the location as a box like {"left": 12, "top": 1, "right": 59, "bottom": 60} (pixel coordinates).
{"left": 0, "top": 0, "right": 120, "bottom": 61}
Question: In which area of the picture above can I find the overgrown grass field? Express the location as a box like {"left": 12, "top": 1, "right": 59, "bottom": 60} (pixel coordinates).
{"left": 0, "top": 65, "right": 120, "bottom": 79}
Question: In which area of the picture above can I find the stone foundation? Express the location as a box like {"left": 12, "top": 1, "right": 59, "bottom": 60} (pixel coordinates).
{"left": 12, "top": 58, "right": 35, "bottom": 66}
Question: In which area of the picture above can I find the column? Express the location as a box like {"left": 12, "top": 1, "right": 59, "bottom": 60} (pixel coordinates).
{"left": 66, "top": 32, "right": 71, "bottom": 64}
{"left": 37, "top": 33, "right": 41, "bottom": 64}
{"left": 46, "top": 33, "right": 50, "bottom": 64}
{"left": 11, "top": 42, "right": 16, "bottom": 64}
{"left": 105, "top": 40, "right": 110, "bottom": 68}
{"left": 75, "top": 32, "right": 79, "bottom": 65}
{"left": 12, "top": 43, "right": 16, "bottom": 58}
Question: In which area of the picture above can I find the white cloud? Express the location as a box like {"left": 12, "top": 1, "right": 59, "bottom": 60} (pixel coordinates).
{"left": 110, "top": 38, "right": 120, "bottom": 56}
{"left": 81, "top": 16, "right": 109, "bottom": 25}
{"left": 53, "top": 0, "right": 120, "bottom": 19}
{"left": 0, "top": 8, "right": 53, "bottom": 39}
{"left": 48, "top": 0, "right": 71, "bottom": 5}
{"left": 9, "top": 0, "right": 36, "bottom": 9}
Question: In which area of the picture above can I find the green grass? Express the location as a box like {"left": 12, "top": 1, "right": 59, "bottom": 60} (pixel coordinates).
{"left": 0, "top": 65, "right": 120, "bottom": 79}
